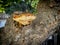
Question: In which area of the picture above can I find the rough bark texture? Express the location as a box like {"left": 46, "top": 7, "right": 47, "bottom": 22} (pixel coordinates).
{"left": 0, "top": 1, "right": 60, "bottom": 45}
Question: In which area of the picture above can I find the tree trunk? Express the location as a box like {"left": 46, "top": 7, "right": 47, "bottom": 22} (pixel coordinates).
{"left": 1, "top": 1, "right": 60, "bottom": 45}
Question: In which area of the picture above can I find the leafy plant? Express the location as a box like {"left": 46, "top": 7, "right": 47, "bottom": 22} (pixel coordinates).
{"left": 0, "top": 0, "right": 39, "bottom": 14}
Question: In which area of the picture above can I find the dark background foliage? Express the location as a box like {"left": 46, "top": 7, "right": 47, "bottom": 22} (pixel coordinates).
{"left": 0, "top": 0, "right": 39, "bottom": 14}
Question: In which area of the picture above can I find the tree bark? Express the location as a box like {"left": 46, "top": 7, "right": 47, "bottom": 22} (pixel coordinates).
{"left": 1, "top": 2, "right": 60, "bottom": 45}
